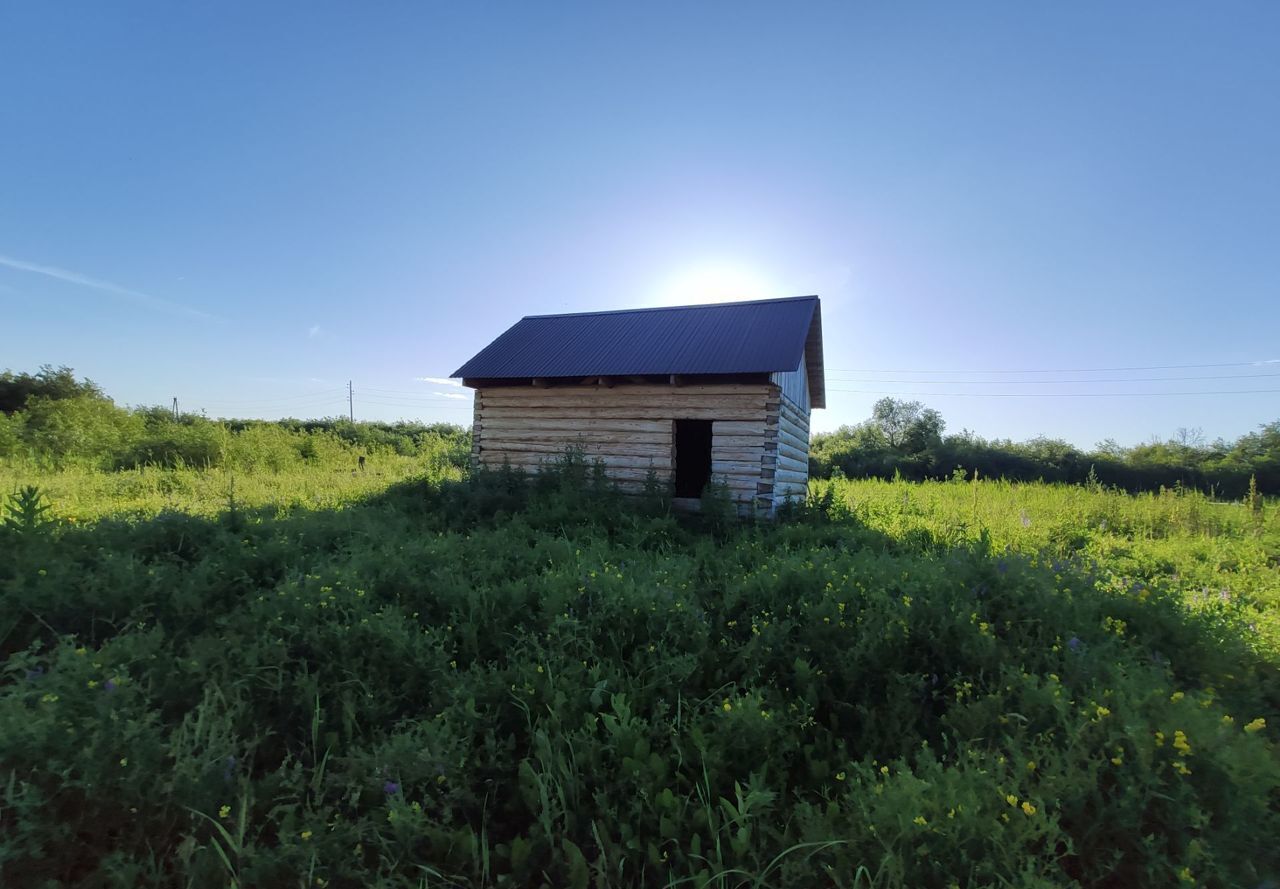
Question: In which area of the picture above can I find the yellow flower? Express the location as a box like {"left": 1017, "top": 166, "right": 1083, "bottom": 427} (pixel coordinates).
{"left": 535, "top": 665, "right": 544, "bottom": 674}
{"left": 1005, "top": 794, "right": 1018, "bottom": 807}
{"left": 1021, "top": 801, "right": 1036, "bottom": 816}
{"left": 1173, "top": 760, "right": 1192, "bottom": 776}
{"left": 880, "top": 765, "right": 889, "bottom": 775}
{"left": 913, "top": 816, "right": 927, "bottom": 826}
{"left": 835, "top": 771, "right": 846, "bottom": 782}
{"left": 1170, "top": 691, "right": 1184, "bottom": 703}
{"left": 301, "top": 830, "right": 313, "bottom": 841}
{"left": 87, "top": 680, "right": 98, "bottom": 689}
{"left": 722, "top": 700, "right": 732, "bottom": 712}
{"left": 1095, "top": 705, "right": 1111, "bottom": 719}
{"left": 219, "top": 805, "right": 231, "bottom": 819}
{"left": 1178, "top": 866, "right": 1194, "bottom": 883}
{"left": 1026, "top": 761, "right": 1037, "bottom": 772}
{"left": 119, "top": 757, "right": 128, "bottom": 767}
{"left": 1244, "top": 718, "right": 1266, "bottom": 734}
{"left": 40, "top": 693, "right": 59, "bottom": 704}
{"left": 75, "top": 647, "right": 87, "bottom": 656}
{"left": 1173, "top": 730, "right": 1192, "bottom": 755}
{"left": 1111, "top": 755, "right": 1123, "bottom": 765}
{"left": 1155, "top": 731, "right": 1165, "bottom": 746}
{"left": 1221, "top": 715, "right": 1234, "bottom": 726}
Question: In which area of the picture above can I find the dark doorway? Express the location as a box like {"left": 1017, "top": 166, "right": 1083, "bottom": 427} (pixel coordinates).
{"left": 673, "top": 419, "right": 713, "bottom": 497}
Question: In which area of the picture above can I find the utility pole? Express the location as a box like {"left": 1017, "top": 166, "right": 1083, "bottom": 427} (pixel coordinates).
{"left": 348, "top": 380, "right": 354, "bottom": 422}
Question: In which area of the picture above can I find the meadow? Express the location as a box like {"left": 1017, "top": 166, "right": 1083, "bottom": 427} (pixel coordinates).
{"left": 2, "top": 458, "right": 1278, "bottom": 888}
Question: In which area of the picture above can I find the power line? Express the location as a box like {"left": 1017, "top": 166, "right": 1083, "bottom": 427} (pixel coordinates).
{"left": 825, "top": 360, "right": 1279, "bottom": 374}
{"left": 826, "top": 387, "right": 1280, "bottom": 398}
{"left": 825, "top": 371, "right": 1280, "bottom": 385}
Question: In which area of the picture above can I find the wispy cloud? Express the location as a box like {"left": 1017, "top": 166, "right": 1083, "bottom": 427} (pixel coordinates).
{"left": 0, "top": 253, "right": 215, "bottom": 321}
{"left": 433, "top": 391, "right": 468, "bottom": 400}
{"left": 1255, "top": 359, "right": 1280, "bottom": 365}
{"left": 415, "top": 376, "right": 462, "bottom": 386}
{"left": 308, "top": 324, "right": 322, "bottom": 338}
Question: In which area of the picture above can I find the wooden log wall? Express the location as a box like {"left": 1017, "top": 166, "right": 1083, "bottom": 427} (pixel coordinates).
{"left": 471, "top": 383, "right": 779, "bottom": 508}
{"left": 762, "top": 390, "right": 811, "bottom": 511}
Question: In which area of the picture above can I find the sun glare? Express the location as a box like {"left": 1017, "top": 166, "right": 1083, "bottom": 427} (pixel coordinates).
{"left": 651, "top": 262, "right": 779, "bottom": 307}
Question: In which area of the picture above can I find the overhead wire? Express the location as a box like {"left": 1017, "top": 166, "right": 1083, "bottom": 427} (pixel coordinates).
{"left": 824, "top": 371, "right": 1280, "bottom": 385}
{"left": 825, "top": 387, "right": 1280, "bottom": 398}
{"left": 825, "top": 360, "right": 1278, "bottom": 374}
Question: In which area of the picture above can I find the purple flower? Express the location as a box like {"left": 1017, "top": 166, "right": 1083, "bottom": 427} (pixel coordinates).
{"left": 996, "top": 560, "right": 1008, "bottom": 575}
{"left": 104, "top": 679, "right": 117, "bottom": 692}
{"left": 384, "top": 780, "right": 400, "bottom": 795}
{"left": 1067, "top": 636, "right": 1082, "bottom": 651}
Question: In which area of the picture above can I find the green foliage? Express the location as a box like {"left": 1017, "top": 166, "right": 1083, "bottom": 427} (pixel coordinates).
{"left": 3, "top": 484, "right": 51, "bottom": 533}
{"left": 0, "top": 367, "right": 472, "bottom": 474}
{"left": 1, "top": 462, "right": 1278, "bottom": 887}
{"left": 812, "top": 400, "right": 1280, "bottom": 497}
{"left": 0, "top": 364, "right": 105, "bottom": 414}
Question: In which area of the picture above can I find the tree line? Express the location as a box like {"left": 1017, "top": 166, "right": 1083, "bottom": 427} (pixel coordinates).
{"left": 810, "top": 397, "right": 1279, "bottom": 497}
{"left": 0, "top": 365, "right": 471, "bottom": 471}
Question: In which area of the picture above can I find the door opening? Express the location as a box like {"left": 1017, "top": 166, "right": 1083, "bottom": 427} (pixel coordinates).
{"left": 673, "top": 419, "right": 713, "bottom": 497}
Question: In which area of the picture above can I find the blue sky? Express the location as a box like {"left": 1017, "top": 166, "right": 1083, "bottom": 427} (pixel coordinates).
{"left": 3, "top": 3, "right": 1278, "bottom": 445}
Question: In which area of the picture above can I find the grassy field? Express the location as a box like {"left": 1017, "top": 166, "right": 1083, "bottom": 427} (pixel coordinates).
{"left": 2, "top": 462, "right": 1277, "bottom": 888}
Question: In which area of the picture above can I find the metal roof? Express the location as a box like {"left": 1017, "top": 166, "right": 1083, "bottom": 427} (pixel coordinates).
{"left": 452, "top": 295, "right": 825, "bottom": 408}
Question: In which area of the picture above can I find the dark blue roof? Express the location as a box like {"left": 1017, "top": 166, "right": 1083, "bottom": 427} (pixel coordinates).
{"left": 453, "top": 296, "right": 825, "bottom": 406}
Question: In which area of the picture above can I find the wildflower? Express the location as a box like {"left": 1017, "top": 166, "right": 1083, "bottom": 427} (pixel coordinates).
{"left": 913, "top": 816, "right": 927, "bottom": 826}
{"left": 1005, "top": 794, "right": 1018, "bottom": 807}
{"left": 1178, "top": 867, "right": 1194, "bottom": 883}
{"left": 301, "top": 830, "right": 313, "bottom": 841}
{"left": 383, "top": 780, "right": 400, "bottom": 795}
{"left": 1111, "top": 755, "right": 1123, "bottom": 765}
{"left": 722, "top": 700, "right": 732, "bottom": 712}
{"left": 1155, "top": 731, "right": 1165, "bottom": 746}
{"left": 1095, "top": 705, "right": 1111, "bottom": 719}
{"left": 535, "top": 665, "right": 544, "bottom": 674}
{"left": 1173, "top": 760, "right": 1192, "bottom": 776}
{"left": 1221, "top": 715, "right": 1234, "bottom": 726}
{"left": 40, "top": 693, "right": 58, "bottom": 703}
{"left": 75, "top": 647, "right": 87, "bottom": 656}
{"left": 1067, "top": 636, "right": 1081, "bottom": 651}
{"left": 835, "top": 771, "right": 846, "bottom": 782}
{"left": 1021, "top": 801, "right": 1036, "bottom": 816}
{"left": 1026, "top": 761, "right": 1037, "bottom": 772}
{"left": 449, "top": 660, "right": 457, "bottom": 669}
{"left": 880, "top": 765, "right": 889, "bottom": 775}
{"left": 1173, "top": 730, "right": 1192, "bottom": 755}
{"left": 1244, "top": 718, "right": 1266, "bottom": 733}
{"left": 119, "top": 757, "right": 128, "bottom": 767}
{"left": 219, "top": 805, "right": 231, "bottom": 819}
{"left": 1170, "top": 691, "right": 1184, "bottom": 703}
{"left": 87, "top": 680, "right": 98, "bottom": 689}
{"left": 104, "top": 679, "right": 118, "bottom": 692}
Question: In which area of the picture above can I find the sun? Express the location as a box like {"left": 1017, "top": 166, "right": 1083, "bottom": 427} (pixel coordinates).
{"left": 650, "top": 262, "right": 779, "bottom": 307}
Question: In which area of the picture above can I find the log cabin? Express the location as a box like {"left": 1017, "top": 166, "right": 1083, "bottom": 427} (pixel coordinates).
{"left": 451, "top": 295, "right": 825, "bottom": 513}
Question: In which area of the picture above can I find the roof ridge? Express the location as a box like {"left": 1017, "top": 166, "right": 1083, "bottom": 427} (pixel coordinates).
{"left": 522, "top": 294, "right": 818, "bottom": 321}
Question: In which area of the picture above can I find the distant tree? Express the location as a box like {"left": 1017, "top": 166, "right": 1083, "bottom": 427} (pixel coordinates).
{"left": 870, "top": 398, "right": 945, "bottom": 452}
{"left": 0, "top": 365, "right": 105, "bottom": 414}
